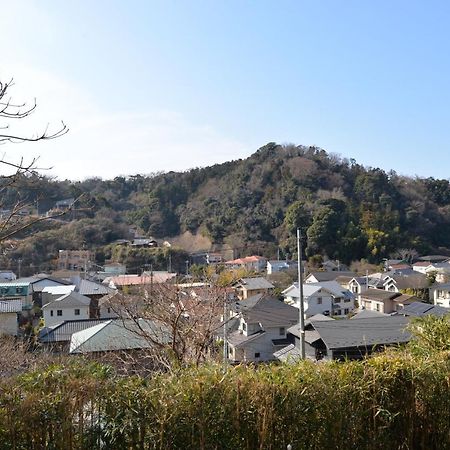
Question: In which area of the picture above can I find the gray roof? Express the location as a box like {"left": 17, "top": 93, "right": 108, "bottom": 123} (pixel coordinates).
{"left": 241, "top": 296, "right": 299, "bottom": 327}
{"left": 237, "top": 277, "right": 274, "bottom": 290}
{"left": 306, "top": 271, "right": 356, "bottom": 282}
{"left": 312, "top": 316, "right": 411, "bottom": 350}
{"left": 396, "top": 302, "right": 450, "bottom": 317}
{"left": 74, "top": 278, "right": 114, "bottom": 296}
{"left": 227, "top": 330, "right": 265, "bottom": 348}
{"left": 39, "top": 319, "right": 110, "bottom": 343}
{"left": 350, "top": 310, "right": 388, "bottom": 319}
{"left": 273, "top": 344, "right": 302, "bottom": 363}
{"left": 42, "top": 291, "right": 91, "bottom": 309}
{"left": 70, "top": 319, "right": 171, "bottom": 353}
{"left": 287, "top": 325, "right": 322, "bottom": 344}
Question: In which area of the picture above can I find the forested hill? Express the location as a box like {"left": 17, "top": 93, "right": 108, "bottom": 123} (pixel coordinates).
{"left": 4, "top": 142, "right": 450, "bottom": 265}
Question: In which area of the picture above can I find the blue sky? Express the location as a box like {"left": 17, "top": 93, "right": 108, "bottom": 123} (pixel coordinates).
{"left": 1, "top": 1, "right": 450, "bottom": 179}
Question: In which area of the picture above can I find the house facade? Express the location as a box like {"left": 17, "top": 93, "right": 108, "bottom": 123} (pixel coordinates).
{"left": 227, "top": 296, "right": 298, "bottom": 363}
{"left": 282, "top": 281, "right": 355, "bottom": 318}
{"left": 42, "top": 291, "right": 91, "bottom": 327}
{"left": 233, "top": 277, "right": 275, "bottom": 300}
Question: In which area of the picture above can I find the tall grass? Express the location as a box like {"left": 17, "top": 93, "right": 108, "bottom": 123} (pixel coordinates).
{"left": 0, "top": 350, "right": 448, "bottom": 449}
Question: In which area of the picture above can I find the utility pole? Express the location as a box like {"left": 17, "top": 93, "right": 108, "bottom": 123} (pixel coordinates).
{"left": 297, "top": 228, "right": 306, "bottom": 359}
{"left": 168, "top": 254, "right": 172, "bottom": 273}
{"left": 18, "top": 259, "right": 22, "bottom": 278}
{"left": 223, "top": 291, "right": 228, "bottom": 369}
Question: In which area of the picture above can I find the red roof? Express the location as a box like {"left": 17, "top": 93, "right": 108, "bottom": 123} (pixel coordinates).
{"left": 108, "top": 273, "right": 176, "bottom": 286}
{"left": 225, "top": 255, "right": 266, "bottom": 265}
{"left": 413, "top": 262, "right": 431, "bottom": 267}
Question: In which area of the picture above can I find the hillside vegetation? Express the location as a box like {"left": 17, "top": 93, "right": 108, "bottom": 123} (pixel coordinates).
{"left": 3, "top": 143, "right": 450, "bottom": 271}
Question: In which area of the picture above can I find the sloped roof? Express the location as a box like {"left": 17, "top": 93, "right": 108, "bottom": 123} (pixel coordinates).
{"left": 42, "top": 291, "right": 91, "bottom": 309}
{"left": 225, "top": 255, "right": 266, "bottom": 265}
{"left": 273, "top": 344, "right": 302, "bottom": 362}
{"left": 39, "top": 319, "right": 110, "bottom": 343}
{"left": 227, "top": 329, "right": 265, "bottom": 348}
{"left": 306, "top": 271, "right": 356, "bottom": 282}
{"left": 42, "top": 285, "right": 76, "bottom": 296}
{"left": 242, "top": 296, "right": 299, "bottom": 327}
{"left": 236, "top": 277, "right": 274, "bottom": 290}
{"left": 75, "top": 279, "right": 114, "bottom": 296}
{"left": 360, "top": 290, "right": 401, "bottom": 302}
{"left": 69, "top": 319, "right": 171, "bottom": 353}
{"left": 312, "top": 316, "right": 411, "bottom": 350}
{"left": 350, "top": 309, "right": 388, "bottom": 319}
{"left": 397, "top": 302, "right": 450, "bottom": 317}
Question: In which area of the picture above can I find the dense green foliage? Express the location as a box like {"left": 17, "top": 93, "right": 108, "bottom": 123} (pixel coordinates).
{"left": 0, "top": 349, "right": 448, "bottom": 449}
{"left": 4, "top": 143, "right": 450, "bottom": 270}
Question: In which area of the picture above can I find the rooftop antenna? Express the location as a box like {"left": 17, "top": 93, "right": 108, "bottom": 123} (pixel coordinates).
{"left": 297, "top": 228, "right": 306, "bottom": 359}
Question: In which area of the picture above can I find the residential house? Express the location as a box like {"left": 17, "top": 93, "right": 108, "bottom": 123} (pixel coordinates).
{"left": 227, "top": 295, "right": 298, "bottom": 363}
{"left": 38, "top": 318, "right": 110, "bottom": 352}
{"left": 282, "top": 281, "right": 355, "bottom": 318}
{"left": 0, "top": 280, "right": 33, "bottom": 314}
{"left": 382, "top": 273, "right": 429, "bottom": 298}
{"left": 131, "top": 238, "right": 158, "bottom": 247}
{"left": 42, "top": 291, "right": 91, "bottom": 327}
{"left": 57, "top": 250, "right": 94, "bottom": 271}
{"left": 359, "top": 290, "right": 417, "bottom": 314}
{"left": 321, "top": 260, "right": 349, "bottom": 272}
{"left": 225, "top": 255, "right": 267, "bottom": 272}
{"left": 233, "top": 277, "right": 274, "bottom": 300}
{"left": 206, "top": 253, "right": 223, "bottom": 265}
{"left": 276, "top": 315, "right": 411, "bottom": 362}
{"left": 305, "top": 271, "right": 356, "bottom": 284}
{"left": 104, "top": 272, "right": 177, "bottom": 290}
{"left": 347, "top": 276, "right": 369, "bottom": 296}
{"left": 394, "top": 301, "right": 449, "bottom": 318}
{"left": 430, "top": 283, "right": 450, "bottom": 308}
{"left": 69, "top": 318, "right": 171, "bottom": 354}
{"left": 266, "top": 260, "right": 297, "bottom": 275}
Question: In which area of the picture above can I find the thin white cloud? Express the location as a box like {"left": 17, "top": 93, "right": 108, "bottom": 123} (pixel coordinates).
{"left": 0, "top": 64, "right": 249, "bottom": 180}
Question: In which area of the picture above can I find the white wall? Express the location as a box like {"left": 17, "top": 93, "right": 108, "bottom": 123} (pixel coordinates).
{"left": 434, "top": 288, "right": 450, "bottom": 308}
{"left": 43, "top": 305, "right": 90, "bottom": 327}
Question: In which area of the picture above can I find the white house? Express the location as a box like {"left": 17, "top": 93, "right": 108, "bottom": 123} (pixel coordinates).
{"left": 432, "top": 283, "right": 450, "bottom": 308}
{"left": 42, "top": 291, "right": 91, "bottom": 327}
{"left": 227, "top": 295, "right": 298, "bottom": 363}
{"left": 266, "top": 260, "right": 297, "bottom": 275}
{"left": 282, "top": 281, "right": 356, "bottom": 318}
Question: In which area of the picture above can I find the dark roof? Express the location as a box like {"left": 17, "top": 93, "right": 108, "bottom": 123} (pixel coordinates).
{"left": 360, "top": 290, "right": 401, "bottom": 301}
{"left": 273, "top": 344, "right": 302, "bottom": 362}
{"left": 417, "top": 255, "right": 450, "bottom": 263}
{"left": 397, "top": 302, "right": 450, "bottom": 317}
{"left": 39, "top": 319, "right": 110, "bottom": 343}
{"left": 312, "top": 316, "right": 411, "bottom": 350}
{"left": 307, "top": 271, "right": 356, "bottom": 282}
{"left": 390, "top": 274, "right": 428, "bottom": 290}
{"left": 242, "top": 296, "right": 299, "bottom": 327}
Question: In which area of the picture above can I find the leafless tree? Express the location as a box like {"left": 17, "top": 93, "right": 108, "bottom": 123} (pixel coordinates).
{"left": 104, "top": 282, "right": 227, "bottom": 370}
{"left": 0, "top": 78, "right": 70, "bottom": 243}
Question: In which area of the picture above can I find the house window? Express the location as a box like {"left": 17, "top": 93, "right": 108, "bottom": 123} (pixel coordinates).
{"left": 279, "top": 327, "right": 285, "bottom": 336}
{"left": 0, "top": 288, "right": 7, "bottom": 294}
{"left": 107, "top": 307, "right": 111, "bottom": 313}
{"left": 344, "top": 308, "right": 349, "bottom": 315}
{"left": 376, "top": 304, "right": 380, "bottom": 312}
{"left": 50, "top": 310, "right": 54, "bottom": 317}
{"left": 74, "top": 309, "right": 80, "bottom": 316}
{"left": 317, "top": 297, "right": 322, "bottom": 305}
{"left": 254, "top": 352, "right": 260, "bottom": 358}
{"left": 15, "top": 287, "right": 23, "bottom": 294}
{"left": 334, "top": 298, "right": 341, "bottom": 304}
{"left": 57, "top": 310, "right": 63, "bottom": 316}
{"left": 334, "top": 309, "right": 342, "bottom": 316}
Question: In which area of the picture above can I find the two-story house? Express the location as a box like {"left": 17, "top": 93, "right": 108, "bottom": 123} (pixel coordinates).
{"left": 431, "top": 283, "right": 450, "bottom": 308}
{"left": 227, "top": 295, "right": 298, "bottom": 363}
{"left": 359, "top": 290, "right": 417, "bottom": 314}
{"left": 233, "top": 277, "right": 275, "bottom": 300}
{"left": 282, "top": 281, "right": 356, "bottom": 318}
{"left": 42, "top": 291, "right": 91, "bottom": 327}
